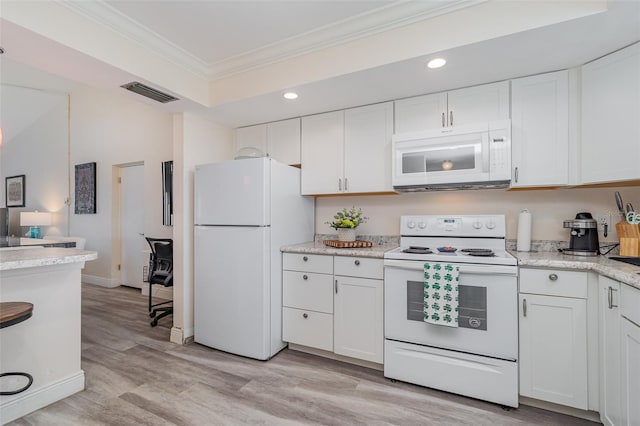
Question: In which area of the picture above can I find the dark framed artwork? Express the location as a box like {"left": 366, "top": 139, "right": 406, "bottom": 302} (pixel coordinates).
{"left": 5, "top": 175, "right": 25, "bottom": 207}
{"left": 75, "top": 162, "right": 96, "bottom": 214}
{"left": 162, "top": 161, "right": 173, "bottom": 226}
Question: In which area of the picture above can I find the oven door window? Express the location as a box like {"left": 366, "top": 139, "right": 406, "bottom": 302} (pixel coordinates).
{"left": 407, "top": 280, "right": 487, "bottom": 330}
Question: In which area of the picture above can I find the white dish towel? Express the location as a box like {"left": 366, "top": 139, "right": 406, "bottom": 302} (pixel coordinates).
{"left": 424, "top": 262, "right": 459, "bottom": 327}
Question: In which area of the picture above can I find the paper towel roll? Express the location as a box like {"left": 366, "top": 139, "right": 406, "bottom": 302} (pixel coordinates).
{"left": 517, "top": 209, "right": 532, "bottom": 252}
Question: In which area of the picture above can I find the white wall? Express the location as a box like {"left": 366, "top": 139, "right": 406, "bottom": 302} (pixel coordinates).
{"left": 172, "top": 112, "right": 234, "bottom": 342}
{"left": 316, "top": 186, "right": 640, "bottom": 244}
{"left": 0, "top": 86, "right": 69, "bottom": 236}
{"left": 69, "top": 86, "right": 173, "bottom": 285}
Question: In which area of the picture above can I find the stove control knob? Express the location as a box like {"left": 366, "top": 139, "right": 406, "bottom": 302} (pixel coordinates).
{"left": 418, "top": 222, "right": 426, "bottom": 229}
{"left": 486, "top": 221, "right": 496, "bottom": 230}
{"left": 472, "top": 221, "right": 483, "bottom": 229}
{"left": 407, "top": 221, "right": 416, "bottom": 229}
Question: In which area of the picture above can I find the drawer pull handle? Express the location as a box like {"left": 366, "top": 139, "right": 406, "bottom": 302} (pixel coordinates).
{"left": 303, "top": 313, "right": 308, "bottom": 319}
{"left": 335, "top": 279, "right": 338, "bottom": 294}
{"left": 354, "top": 260, "right": 360, "bottom": 266}
{"left": 303, "top": 256, "right": 308, "bottom": 262}
{"left": 548, "top": 273, "right": 558, "bottom": 281}
{"left": 302, "top": 274, "right": 308, "bottom": 280}
{"left": 523, "top": 298, "right": 527, "bottom": 317}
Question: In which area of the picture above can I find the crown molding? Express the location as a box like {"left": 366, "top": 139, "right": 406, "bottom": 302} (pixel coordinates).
{"left": 208, "top": 0, "right": 486, "bottom": 79}
{"left": 55, "top": 0, "right": 211, "bottom": 79}
{"left": 55, "top": 0, "right": 484, "bottom": 82}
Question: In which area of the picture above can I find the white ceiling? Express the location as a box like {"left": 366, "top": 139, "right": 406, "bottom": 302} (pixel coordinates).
{"left": 104, "top": 0, "right": 395, "bottom": 67}
{"left": 1, "top": 0, "right": 639, "bottom": 130}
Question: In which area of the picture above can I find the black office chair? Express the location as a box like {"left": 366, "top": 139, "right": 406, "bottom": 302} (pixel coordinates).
{"left": 145, "top": 237, "right": 173, "bottom": 327}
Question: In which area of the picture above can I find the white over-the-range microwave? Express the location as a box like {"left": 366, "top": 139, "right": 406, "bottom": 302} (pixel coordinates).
{"left": 391, "top": 120, "right": 511, "bottom": 191}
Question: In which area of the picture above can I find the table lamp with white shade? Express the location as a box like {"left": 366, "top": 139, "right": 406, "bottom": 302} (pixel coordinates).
{"left": 20, "top": 211, "right": 52, "bottom": 239}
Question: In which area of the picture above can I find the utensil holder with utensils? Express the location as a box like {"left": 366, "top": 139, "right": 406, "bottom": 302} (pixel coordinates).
{"left": 616, "top": 221, "right": 640, "bottom": 256}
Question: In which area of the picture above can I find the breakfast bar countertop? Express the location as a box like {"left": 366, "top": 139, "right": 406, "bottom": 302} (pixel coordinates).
{"left": 515, "top": 250, "right": 640, "bottom": 290}
{"left": 0, "top": 247, "right": 97, "bottom": 271}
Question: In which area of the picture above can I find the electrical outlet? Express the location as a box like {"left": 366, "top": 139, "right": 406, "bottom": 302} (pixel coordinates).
{"left": 596, "top": 212, "right": 611, "bottom": 232}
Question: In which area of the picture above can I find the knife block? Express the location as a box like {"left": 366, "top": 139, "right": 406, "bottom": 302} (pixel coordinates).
{"left": 615, "top": 221, "right": 640, "bottom": 257}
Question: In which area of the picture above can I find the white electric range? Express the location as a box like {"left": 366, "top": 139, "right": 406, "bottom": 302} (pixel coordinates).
{"left": 383, "top": 215, "right": 519, "bottom": 407}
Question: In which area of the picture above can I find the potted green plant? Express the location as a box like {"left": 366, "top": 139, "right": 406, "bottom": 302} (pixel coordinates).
{"left": 326, "top": 207, "right": 368, "bottom": 242}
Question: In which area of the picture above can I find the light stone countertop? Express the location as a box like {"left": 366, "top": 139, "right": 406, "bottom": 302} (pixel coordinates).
{"left": 515, "top": 251, "right": 640, "bottom": 290}
{"left": 281, "top": 241, "right": 398, "bottom": 259}
{"left": 281, "top": 240, "right": 640, "bottom": 290}
{"left": 0, "top": 247, "right": 98, "bottom": 271}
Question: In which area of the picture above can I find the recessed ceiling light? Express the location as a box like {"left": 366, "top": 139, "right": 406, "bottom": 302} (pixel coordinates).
{"left": 283, "top": 92, "right": 298, "bottom": 100}
{"left": 427, "top": 58, "right": 446, "bottom": 69}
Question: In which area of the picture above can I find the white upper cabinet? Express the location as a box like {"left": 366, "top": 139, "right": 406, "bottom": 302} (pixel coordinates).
{"left": 446, "top": 81, "right": 510, "bottom": 127}
{"left": 394, "top": 92, "right": 447, "bottom": 133}
{"left": 301, "top": 111, "right": 344, "bottom": 195}
{"left": 395, "top": 81, "right": 510, "bottom": 134}
{"left": 301, "top": 102, "right": 393, "bottom": 195}
{"left": 511, "top": 70, "right": 570, "bottom": 187}
{"left": 236, "top": 124, "right": 268, "bottom": 155}
{"left": 267, "top": 118, "right": 301, "bottom": 165}
{"left": 581, "top": 42, "right": 640, "bottom": 184}
{"left": 236, "top": 119, "right": 301, "bottom": 165}
{"left": 343, "top": 102, "right": 394, "bottom": 193}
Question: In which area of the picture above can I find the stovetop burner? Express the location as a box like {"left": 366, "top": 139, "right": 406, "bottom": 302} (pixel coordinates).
{"left": 461, "top": 248, "right": 496, "bottom": 257}
{"left": 402, "top": 246, "right": 433, "bottom": 254}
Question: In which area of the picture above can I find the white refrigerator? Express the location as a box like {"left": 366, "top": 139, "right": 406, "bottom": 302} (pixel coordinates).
{"left": 193, "top": 158, "right": 314, "bottom": 360}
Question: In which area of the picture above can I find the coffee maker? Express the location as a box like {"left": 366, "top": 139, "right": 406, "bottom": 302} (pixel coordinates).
{"left": 562, "top": 212, "right": 599, "bottom": 256}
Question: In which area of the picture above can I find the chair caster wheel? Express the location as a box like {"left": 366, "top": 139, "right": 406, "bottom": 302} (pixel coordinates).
{"left": 149, "top": 311, "right": 156, "bottom": 318}
{"left": 150, "top": 319, "right": 158, "bottom": 327}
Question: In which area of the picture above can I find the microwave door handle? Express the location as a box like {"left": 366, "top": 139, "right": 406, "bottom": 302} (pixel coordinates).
{"left": 482, "top": 133, "right": 490, "bottom": 172}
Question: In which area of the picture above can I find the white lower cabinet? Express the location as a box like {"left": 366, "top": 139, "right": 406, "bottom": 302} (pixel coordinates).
{"left": 620, "top": 283, "right": 640, "bottom": 426}
{"left": 334, "top": 275, "right": 383, "bottom": 363}
{"left": 599, "top": 277, "right": 622, "bottom": 426}
{"left": 282, "top": 253, "right": 384, "bottom": 364}
{"left": 518, "top": 268, "right": 588, "bottom": 409}
{"left": 620, "top": 317, "right": 640, "bottom": 426}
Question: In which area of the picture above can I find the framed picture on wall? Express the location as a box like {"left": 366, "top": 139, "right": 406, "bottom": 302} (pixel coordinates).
{"left": 162, "top": 161, "right": 173, "bottom": 226}
{"left": 5, "top": 175, "right": 25, "bottom": 207}
{"left": 75, "top": 162, "right": 96, "bottom": 214}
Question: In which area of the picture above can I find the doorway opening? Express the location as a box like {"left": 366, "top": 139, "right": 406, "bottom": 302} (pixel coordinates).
{"left": 113, "top": 162, "right": 146, "bottom": 290}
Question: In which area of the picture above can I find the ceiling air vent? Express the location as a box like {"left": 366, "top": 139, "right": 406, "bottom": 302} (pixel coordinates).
{"left": 120, "top": 81, "right": 178, "bottom": 103}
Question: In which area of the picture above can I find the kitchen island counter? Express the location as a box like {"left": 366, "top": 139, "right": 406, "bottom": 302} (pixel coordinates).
{"left": 0, "top": 247, "right": 97, "bottom": 424}
{"left": 281, "top": 241, "right": 398, "bottom": 259}
{"left": 515, "top": 251, "right": 640, "bottom": 290}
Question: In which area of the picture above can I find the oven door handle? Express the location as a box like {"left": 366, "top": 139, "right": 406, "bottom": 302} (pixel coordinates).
{"left": 384, "top": 259, "right": 517, "bottom": 276}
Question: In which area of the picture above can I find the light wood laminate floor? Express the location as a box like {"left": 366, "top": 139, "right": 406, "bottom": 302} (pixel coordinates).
{"left": 10, "top": 284, "right": 597, "bottom": 425}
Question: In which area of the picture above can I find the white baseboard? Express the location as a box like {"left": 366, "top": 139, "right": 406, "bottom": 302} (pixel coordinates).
{"left": 170, "top": 326, "right": 194, "bottom": 344}
{"left": 170, "top": 327, "right": 183, "bottom": 344}
{"left": 81, "top": 274, "right": 118, "bottom": 288}
{"left": 0, "top": 371, "right": 85, "bottom": 425}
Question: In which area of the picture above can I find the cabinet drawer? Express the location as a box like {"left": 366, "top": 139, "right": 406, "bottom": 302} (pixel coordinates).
{"left": 334, "top": 256, "right": 383, "bottom": 279}
{"left": 283, "top": 253, "right": 333, "bottom": 274}
{"left": 283, "top": 307, "right": 333, "bottom": 351}
{"left": 283, "top": 271, "right": 333, "bottom": 313}
{"left": 520, "top": 268, "right": 587, "bottom": 298}
{"left": 621, "top": 283, "right": 640, "bottom": 326}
